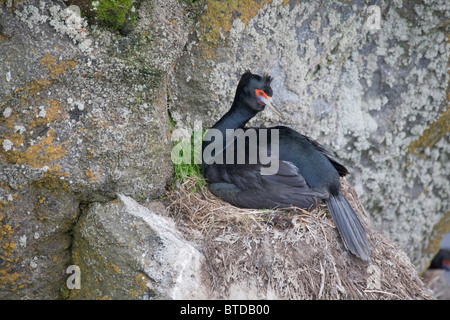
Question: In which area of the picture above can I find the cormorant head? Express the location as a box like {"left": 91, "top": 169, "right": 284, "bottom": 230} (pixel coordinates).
{"left": 234, "top": 70, "right": 283, "bottom": 118}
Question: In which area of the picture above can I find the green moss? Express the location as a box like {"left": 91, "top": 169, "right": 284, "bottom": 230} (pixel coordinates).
{"left": 96, "top": 0, "right": 136, "bottom": 31}
{"left": 68, "top": 0, "right": 140, "bottom": 33}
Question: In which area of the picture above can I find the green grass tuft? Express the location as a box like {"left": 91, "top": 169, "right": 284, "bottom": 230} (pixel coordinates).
{"left": 173, "top": 159, "right": 205, "bottom": 190}
{"left": 169, "top": 111, "right": 207, "bottom": 193}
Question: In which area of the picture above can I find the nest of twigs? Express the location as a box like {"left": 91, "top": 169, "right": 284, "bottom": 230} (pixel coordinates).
{"left": 162, "top": 177, "right": 434, "bottom": 300}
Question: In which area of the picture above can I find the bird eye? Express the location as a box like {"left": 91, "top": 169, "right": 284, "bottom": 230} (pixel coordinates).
{"left": 255, "top": 89, "right": 270, "bottom": 105}
{"left": 255, "top": 89, "right": 268, "bottom": 99}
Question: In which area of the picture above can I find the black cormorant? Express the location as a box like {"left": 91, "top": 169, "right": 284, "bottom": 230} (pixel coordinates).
{"left": 201, "top": 71, "right": 370, "bottom": 261}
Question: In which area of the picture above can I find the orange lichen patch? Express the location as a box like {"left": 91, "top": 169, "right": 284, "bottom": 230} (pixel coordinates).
{"left": 27, "top": 165, "right": 70, "bottom": 199}
{"left": 26, "top": 78, "right": 52, "bottom": 95}
{"left": 105, "top": 262, "right": 121, "bottom": 275}
{"left": 111, "top": 198, "right": 121, "bottom": 207}
{"left": 1, "top": 92, "right": 68, "bottom": 172}
{"left": 12, "top": 78, "right": 52, "bottom": 100}
{"left": 129, "top": 273, "right": 153, "bottom": 297}
{"left": 45, "top": 165, "right": 69, "bottom": 178}
{"left": 2, "top": 241, "right": 16, "bottom": 255}
{"left": 38, "top": 195, "right": 46, "bottom": 204}
{"left": 1, "top": 117, "right": 15, "bottom": 130}
{"left": 0, "top": 215, "right": 19, "bottom": 266}
{"left": 86, "top": 148, "right": 96, "bottom": 159}
{"left": 85, "top": 169, "right": 96, "bottom": 182}
{"left": 0, "top": 270, "right": 21, "bottom": 287}
{"left": 29, "top": 99, "right": 66, "bottom": 129}
{"left": 40, "top": 54, "right": 77, "bottom": 79}
{"left": 2, "top": 129, "right": 68, "bottom": 168}
{"left": 0, "top": 103, "right": 16, "bottom": 130}
{"left": 0, "top": 215, "right": 14, "bottom": 237}
{"left": 201, "top": 0, "right": 272, "bottom": 43}
{"left": 2, "top": 133, "right": 25, "bottom": 148}
{"left": 7, "top": 54, "right": 75, "bottom": 103}
{"left": 198, "top": 0, "right": 273, "bottom": 59}
{"left": 86, "top": 168, "right": 103, "bottom": 182}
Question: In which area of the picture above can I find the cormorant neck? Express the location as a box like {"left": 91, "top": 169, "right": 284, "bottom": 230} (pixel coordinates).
{"left": 202, "top": 100, "right": 256, "bottom": 163}
{"left": 212, "top": 101, "right": 256, "bottom": 132}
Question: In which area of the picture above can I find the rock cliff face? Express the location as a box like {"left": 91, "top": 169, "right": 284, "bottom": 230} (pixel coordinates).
{"left": 0, "top": 0, "right": 182, "bottom": 298}
{"left": 0, "top": 0, "right": 447, "bottom": 299}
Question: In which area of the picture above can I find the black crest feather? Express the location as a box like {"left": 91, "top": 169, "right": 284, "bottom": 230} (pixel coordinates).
{"left": 263, "top": 73, "right": 273, "bottom": 85}
{"left": 236, "top": 70, "right": 272, "bottom": 96}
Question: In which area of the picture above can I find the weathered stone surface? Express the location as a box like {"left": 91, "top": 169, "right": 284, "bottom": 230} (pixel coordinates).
{"left": 0, "top": 0, "right": 183, "bottom": 298}
{"left": 169, "top": 0, "right": 449, "bottom": 272}
{"left": 68, "top": 194, "right": 207, "bottom": 300}
{"left": 0, "top": 172, "right": 79, "bottom": 299}
{"left": 1, "top": 1, "right": 176, "bottom": 202}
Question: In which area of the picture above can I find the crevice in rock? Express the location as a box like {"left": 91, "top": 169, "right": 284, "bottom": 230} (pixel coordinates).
{"left": 60, "top": 199, "right": 86, "bottom": 299}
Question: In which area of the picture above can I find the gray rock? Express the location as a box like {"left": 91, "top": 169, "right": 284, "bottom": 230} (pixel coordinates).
{"left": 68, "top": 194, "right": 207, "bottom": 300}
{"left": 1, "top": 1, "right": 176, "bottom": 203}
{"left": 0, "top": 0, "right": 183, "bottom": 298}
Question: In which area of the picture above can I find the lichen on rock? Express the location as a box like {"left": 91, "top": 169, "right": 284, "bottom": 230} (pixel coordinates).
{"left": 0, "top": 0, "right": 183, "bottom": 298}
